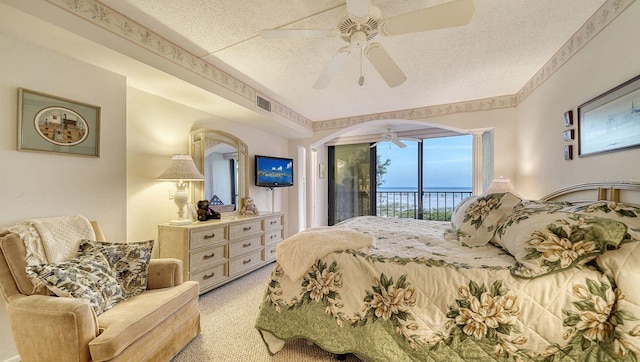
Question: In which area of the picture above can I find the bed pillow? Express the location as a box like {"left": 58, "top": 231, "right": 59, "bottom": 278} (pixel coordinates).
{"left": 561, "top": 201, "right": 640, "bottom": 241}
{"left": 494, "top": 212, "right": 627, "bottom": 278}
{"left": 77, "top": 239, "right": 154, "bottom": 299}
{"left": 451, "top": 192, "right": 522, "bottom": 246}
{"left": 25, "top": 253, "right": 125, "bottom": 315}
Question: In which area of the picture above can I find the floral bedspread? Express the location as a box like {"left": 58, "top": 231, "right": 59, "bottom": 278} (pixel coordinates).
{"left": 255, "top": 216, "right": 640, "bottom": 361}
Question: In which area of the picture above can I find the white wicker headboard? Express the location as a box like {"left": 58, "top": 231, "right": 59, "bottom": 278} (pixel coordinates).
{"left": 541, "top": 182, "right": 640, "bottom": 204}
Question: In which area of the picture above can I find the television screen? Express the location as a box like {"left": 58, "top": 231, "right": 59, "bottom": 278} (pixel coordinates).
{"left": 255, "top": 155, "right": 294, "bottom": 187}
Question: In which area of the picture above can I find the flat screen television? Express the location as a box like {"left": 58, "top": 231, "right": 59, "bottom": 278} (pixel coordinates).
{"left": 255, "top": 155, "right": 294, "bottom": 188}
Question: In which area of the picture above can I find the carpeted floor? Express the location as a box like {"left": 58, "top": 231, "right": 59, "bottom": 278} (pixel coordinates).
{"left": 172, "top": 263, "right": 361, "bottom": 361}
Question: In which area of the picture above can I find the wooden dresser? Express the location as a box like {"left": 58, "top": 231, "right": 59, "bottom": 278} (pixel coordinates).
{"left": 158, "top": 212, "right": 284, "bottom": 294}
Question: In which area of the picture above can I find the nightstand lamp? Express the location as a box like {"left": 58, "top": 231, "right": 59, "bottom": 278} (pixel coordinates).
{"left": 157, "top": 154, "right": 205, "bottom": 225}
{"left": 485, "top": 176, "right": 519, "bottom": 197}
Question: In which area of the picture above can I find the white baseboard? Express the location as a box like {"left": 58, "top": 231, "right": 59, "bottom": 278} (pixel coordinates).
{"left": 2, "top": 355, "right": 20, "bottom": 362}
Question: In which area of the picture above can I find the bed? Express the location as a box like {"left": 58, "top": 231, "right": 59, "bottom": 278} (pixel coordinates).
{"left": 255, "top": 182, "right": 640, "bottom": 361}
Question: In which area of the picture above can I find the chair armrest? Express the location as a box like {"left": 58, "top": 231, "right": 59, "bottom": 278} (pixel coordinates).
{"left": 7, "top": 294, "right": 97, "bottom": 361}
{"left": 146, "top": 258, "right": 184, "bottom": 289}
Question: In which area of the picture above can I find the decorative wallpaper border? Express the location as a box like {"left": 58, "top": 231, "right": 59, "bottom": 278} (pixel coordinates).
{"left": 46, "top": 0, "right": 313, "bottom": 130}
{"left": 312, "top": 95, "right": 517, "bottom": 131}
{"left": 47, "top": 0, "right": 634, "bottom": 132}
{"left": 514, "top": 0, "right": 635, "bottom": 104}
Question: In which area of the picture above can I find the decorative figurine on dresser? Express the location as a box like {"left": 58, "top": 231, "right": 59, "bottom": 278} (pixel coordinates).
{"left": 196, "top": 199, "right": 221, "bottom": 221}
{"left": 240, "top": 197, "right": 259, "bottom": 216}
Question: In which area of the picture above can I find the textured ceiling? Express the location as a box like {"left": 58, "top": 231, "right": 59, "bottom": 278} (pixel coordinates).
{"left": 99, "top": 0, "right": 605, "bottom": 122}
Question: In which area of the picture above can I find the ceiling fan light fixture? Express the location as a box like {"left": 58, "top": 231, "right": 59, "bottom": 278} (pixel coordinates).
{"left": 350, "top": 31, "right": 367, "bottom": 48}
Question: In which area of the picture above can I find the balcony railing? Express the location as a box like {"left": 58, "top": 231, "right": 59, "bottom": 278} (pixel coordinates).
{"left": 376, "top": 190, "right": 473, "bottom": 221}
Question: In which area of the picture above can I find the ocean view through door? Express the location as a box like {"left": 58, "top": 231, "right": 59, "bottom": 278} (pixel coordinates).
{"left": 329, "top": 135, "right": 472, "bottom": 225}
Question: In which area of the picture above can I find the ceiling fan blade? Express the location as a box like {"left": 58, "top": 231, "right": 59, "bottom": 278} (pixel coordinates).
{"left": 392, "top": 139, "right": 407, "bottom": 148}
{"left": 313, "top": 47, "right": 351, "bottom": 89}
{"left": 379, "top": 0, "right": 474, "bottom": 36}
{"left": 261, "top": 29, "right": 335, "bottom": 39}
{"left": 399, "top": 137, "right": 422, "bottom": 143}
{"left": 364, "top": 43, "right": 406, "bottom": 88}
{"left": 346, "top": 0, "right": 371, "bottom": 19}
{"left": 369, "top": 141, "right": 383, "bottom": 149}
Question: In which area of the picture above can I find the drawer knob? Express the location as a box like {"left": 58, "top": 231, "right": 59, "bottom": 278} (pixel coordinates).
{"left": 270, "top": 234, "right": 275, "bottom": 239}
{"left": 270, "top": 249, "right": 275, "bottom": 254}
{"left": 270, "top": 220, "right": 277, "bottom": 225}
{"left": 242, "top": 242, "right": 251, "bottom": 248}
{"left": 204, "top": 233, "right": 215, "bottom": 239}
{"left": 203, "top": 253, "right": 215, "bottom": 260}
{"left": 243, "top": 259, "right": 252, "bottom": 265}
{"left": 243, "top": 226, "right": 252, "bottom": 231}
{"left": 203, "top": 272, "right": 215, "bottom": 280}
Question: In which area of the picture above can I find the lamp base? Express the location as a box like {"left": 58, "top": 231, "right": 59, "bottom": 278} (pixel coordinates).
{"left": 169, "top": 218, "right": 193, "bottom": 226}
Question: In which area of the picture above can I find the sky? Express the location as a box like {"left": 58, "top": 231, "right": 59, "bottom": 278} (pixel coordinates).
{"left": 377, "top": 135, "right": 472, "bottom": 189}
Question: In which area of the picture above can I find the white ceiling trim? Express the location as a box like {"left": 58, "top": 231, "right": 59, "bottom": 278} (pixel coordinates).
{"left": 45, "top": 0, "right": 633, "bottom": 133}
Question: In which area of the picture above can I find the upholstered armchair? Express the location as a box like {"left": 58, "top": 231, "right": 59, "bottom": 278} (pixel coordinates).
{"left": 0, "top": 219, "right": 200, "bottom": 362}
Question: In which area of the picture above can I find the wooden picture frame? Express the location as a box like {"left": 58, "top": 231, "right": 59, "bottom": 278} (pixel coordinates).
{"left": 564, "top": 145, "right": 573, "bottom": 160}
{"left": 18, "top": 88, "right": 100, "bottom": 157}
{"left": 563, "top": 129, "right": 575, "bottom": 141}
{"left": 578, "top": 74, "right": 640, "bottom": 157}
{"left": 564, "top": 110, "right": 573, "bottom": 126}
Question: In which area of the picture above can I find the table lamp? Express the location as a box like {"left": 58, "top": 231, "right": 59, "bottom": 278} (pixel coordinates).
{"left": 157, "top": 154, "right": 205, "bottom": 225}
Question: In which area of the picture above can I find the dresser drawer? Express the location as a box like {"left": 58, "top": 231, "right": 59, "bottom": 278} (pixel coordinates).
{"left": 190, "top": 263, "right": 227, "bottom": 290}
{"left": 262, "top": 229, "right": 282, "bottom": 245}
{"left": 264, "top": 215, "right": 282, "bottom": 229}
{"left": 228, "top": 236, "right": 262, "bottom": 258}
{"left": 190, "top": 225, "right": 226, "bottom": 249}
{"left": 229, "top": 250, "right": 262, "bottom": 276}
{"left": 190, "top": 245, "right": 226, "bottom": 271}
{"left": 262, "top": 243, "right": 277, "bottom": 262}
{"left": 228, "top": 220, "right": 262, "bottom": 240}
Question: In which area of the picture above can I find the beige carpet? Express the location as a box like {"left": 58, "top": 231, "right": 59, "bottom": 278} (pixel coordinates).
{"left": 172, "top": 263, "right": 361, "bottom": 362}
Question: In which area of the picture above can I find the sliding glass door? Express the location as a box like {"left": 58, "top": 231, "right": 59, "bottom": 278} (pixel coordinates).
{"left": 328, "top": 144, "right": 373, "bottom": 225}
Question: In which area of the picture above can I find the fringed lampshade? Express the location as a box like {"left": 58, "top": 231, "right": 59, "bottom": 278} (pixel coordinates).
{"left": 157, "top": 154, "right": 205, "bottom": 225}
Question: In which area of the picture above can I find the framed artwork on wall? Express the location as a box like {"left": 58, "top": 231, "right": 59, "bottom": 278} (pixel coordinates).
{"left": 563, "top": 129, "right": 575, "bottom": 141}
{"left": 578, "top": 74, "right": 640, "bottom": 157}
{"left": 564, "top": 145, "right": 573, "bottom": 160}
{"left": 564, "top": 110, "right": 573, "bottom": 126}
{"left": 18, "top": 88, "right": 100, "bottom": 157}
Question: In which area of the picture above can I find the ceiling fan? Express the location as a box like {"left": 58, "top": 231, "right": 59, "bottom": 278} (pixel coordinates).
{"left": 370, "top": 127, "right": 421, "bottom": 149}
{"left": 261, "top": 0, "right": 474, "bottom": 89}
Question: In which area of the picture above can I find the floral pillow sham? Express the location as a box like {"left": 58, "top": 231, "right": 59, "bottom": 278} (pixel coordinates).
{"left": 560, "top": 201, "right": 640, "bottom": 241}
{"left": 451, "top": 192, "right": 522, "bottom": 246}
{"left": 77, "top": 239, "right": 154, "bottom": 299}
{"left": 494, "top": 211, "right": 628, "bottom": 278}
{"left": 25, "top": 253, "right": 125, "bottom": 315}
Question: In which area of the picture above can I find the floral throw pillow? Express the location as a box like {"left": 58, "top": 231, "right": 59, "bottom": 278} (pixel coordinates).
{"left": 451, "top": 192, "right": 522, "bottom": 246}
{"left": 77, "top": 240, "right": 154, "bottom": 299}
{"left": 562, "top": 201, "right": 640, "bottom": 241}
{"left": 494, "top": 212, "right": 628, "bottom": 278}
{"left": 25, "top": 253, "right": 125, "bottom": 315}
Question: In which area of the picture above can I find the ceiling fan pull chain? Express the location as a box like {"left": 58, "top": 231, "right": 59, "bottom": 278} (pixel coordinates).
{"left": 359, "top": 48, "right": 365, "bottom": 86}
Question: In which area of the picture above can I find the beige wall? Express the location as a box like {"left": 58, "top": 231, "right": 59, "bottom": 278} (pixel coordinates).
{"left": 516, "top": 1, "right": 640, "bottom": 198}
{"left": 0, "top": 33, "right": 127, "bottom": 361}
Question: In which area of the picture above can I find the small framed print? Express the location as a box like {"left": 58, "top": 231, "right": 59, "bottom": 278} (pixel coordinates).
{"left": 564, "top": 110, "right": 573, "bottom": 127}
{"left": 563, "top": 129, "right": 575, "bottom": 141}
{"left": 564, "top": 145, "right": 573, "bottom": 160}
{"left": 18, "top": 88, "right": 100, "bottom": 157}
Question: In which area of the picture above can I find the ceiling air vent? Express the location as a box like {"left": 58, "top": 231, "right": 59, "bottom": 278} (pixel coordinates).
{"left": 256, "top": 95, "right": 271, "bottom": 112}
